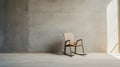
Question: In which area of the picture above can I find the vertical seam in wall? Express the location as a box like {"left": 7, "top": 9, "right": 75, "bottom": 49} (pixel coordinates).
{"left": 26, "top": 0, "right": 29, "bottom": 52}
{"left": 3, "top": 0, "right": 7, "bottom": 52}
{"left": 0, "top": 0, "right": 4, "bottom": 50}
{"left": 118, "top": 0, "right": 120, "bottom": 53}
{"left": 27, "top": 0, "right": 30, "bottom": 52}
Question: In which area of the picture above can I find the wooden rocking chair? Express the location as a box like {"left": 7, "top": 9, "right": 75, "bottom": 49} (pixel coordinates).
{"left": 63, "top": 33, "right": 86, "bottom": 56}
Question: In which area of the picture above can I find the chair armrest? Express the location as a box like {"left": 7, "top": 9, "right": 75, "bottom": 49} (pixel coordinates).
{"left": 65, "top": 40, "right": 70, "bottom": 43}
{"left": 76, "top": 39, "right": 83, "bottom": 44}
{"left": 65, "top": 40, "right": 70, "bottom": 42}
{"left": 77, "top": 39, "right": 83, "bottom": 41}
{"left": 65, "top": 40, "right": 70, "bottom": 45}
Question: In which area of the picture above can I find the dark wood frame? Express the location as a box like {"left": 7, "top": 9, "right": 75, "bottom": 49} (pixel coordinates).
{"left": 63, "top": 39, "right": 85, "bottom": 56}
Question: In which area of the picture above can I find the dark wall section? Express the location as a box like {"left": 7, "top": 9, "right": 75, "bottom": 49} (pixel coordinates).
{"left": 0, "top": 0, "right": 4, "bottom": 51}
{"left": 3, "top": 0, "right": 29, "bottom": 52}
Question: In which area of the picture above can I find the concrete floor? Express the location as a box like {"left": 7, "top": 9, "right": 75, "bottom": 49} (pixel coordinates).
{"left": 0, "top": 53, "right": 120, "bottom": 67}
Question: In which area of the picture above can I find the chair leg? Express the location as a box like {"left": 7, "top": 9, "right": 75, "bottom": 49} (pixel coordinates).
{"left": 74, "top": 46, "right": 85, "bottom": 55}
{"left": 82, "top": 45, "right": 85, "bottom": 54}
{"left": 64, "top": 45, "right": 66, "bottom": 54}
{"left": 81, "top": 40, "right": 85, "bottom": 55}
{"left": 74, "top": 40, "right": 86, "bottom": 55}
{"left": 70, "top": 45, "right": 72, "bottom": 55}
{"left": 75, "top": 46, "right": 77, "bottom": 54}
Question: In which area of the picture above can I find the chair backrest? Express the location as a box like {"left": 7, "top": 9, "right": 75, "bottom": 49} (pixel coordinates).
{"left": 64, "top": 33, "right": 76, "bottom": 45}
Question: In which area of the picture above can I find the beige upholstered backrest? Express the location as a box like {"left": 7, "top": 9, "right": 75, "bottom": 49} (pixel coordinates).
{"left": 64, "top": 33, "right": 76, "bottom": 45}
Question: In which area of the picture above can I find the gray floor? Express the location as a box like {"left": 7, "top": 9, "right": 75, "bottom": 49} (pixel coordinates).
{"left": 0, "top": 53, "right": 120, "bottom": 67}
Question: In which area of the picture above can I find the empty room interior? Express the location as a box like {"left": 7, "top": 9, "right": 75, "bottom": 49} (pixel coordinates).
{"left": 0, "top": 0, "right": 120, "bottom": 67}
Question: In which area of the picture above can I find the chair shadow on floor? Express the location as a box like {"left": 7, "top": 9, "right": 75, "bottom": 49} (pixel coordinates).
{"left": 47, "top": 40, "right": 64, "bottom": 55}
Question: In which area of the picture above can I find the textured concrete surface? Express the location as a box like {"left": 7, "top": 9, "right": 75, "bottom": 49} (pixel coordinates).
{"left": 3, "top": 0, "right": 29, "bottom": 52}
{"left": 0, "top": 0, "right": 4, "bottom": 50}
{"left": 28, "top": 0, "right": 110, "bottom": 52}
{"left": 0, "top": 53, "right": 120, "bottom": 67}
{"left": 0, "top": 0, "right": 111, "bottom": 53}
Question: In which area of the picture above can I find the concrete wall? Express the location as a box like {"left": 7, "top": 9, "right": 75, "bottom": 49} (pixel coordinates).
{"left": 28, "top": 0, "right": 110, "bottom": 53}
{"left": 0, "top": 0, "right": 4, "bottom": 51}
{"left": 0, "top": 0, "right": 110, "bottom": 53}
{"left": 119, "top": 0, "right": 120, "bottom": 52}
{"left": 3, "top": 0, "right": 29, "bottom": 52}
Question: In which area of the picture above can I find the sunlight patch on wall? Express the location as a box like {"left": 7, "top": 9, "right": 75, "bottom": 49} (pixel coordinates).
{"left": 107, "top": 0, "right": 119, "bottom": 53}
